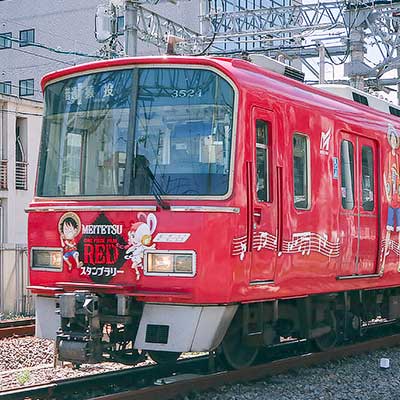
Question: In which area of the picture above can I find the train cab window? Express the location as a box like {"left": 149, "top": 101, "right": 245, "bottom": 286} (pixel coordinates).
{"left": 256, "top": 120, "right": 270, "bottom": 202}
{"left": 361, "top": 146, "right": 374, "bottom": 211}
{"left": 341, "top": 140, "right": 355, "bottom": 210}
{"left": 293, "top": 134, "right": 310, "bottom": 209}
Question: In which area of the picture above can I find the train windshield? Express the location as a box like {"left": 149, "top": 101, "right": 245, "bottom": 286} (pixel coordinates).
{"left": 37, "top": 67, "right": 235, "bottom": 197}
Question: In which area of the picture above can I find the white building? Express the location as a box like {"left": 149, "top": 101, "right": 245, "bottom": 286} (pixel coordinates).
{"left": 0, "top": 93, "right": 42, "bottom": 314}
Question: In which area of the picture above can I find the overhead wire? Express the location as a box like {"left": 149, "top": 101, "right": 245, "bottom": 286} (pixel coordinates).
{"left": 0, "top": 33, "right": 101, "bottom": 59}
{"left": 5, "top": 45, "right": 76, "bottom": 66}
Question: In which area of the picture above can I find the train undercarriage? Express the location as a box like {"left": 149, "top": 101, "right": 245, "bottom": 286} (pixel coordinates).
{"left": 56, "top": 292, "right": 184, "bottom": 366}
{"left": 55, "top": 288, "right": 400, "bottom": 370}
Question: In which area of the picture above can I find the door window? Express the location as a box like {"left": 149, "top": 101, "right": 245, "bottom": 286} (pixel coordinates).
{"left": 361, "top": 145, "right": 374, "bottom": 211}
{"left": 293, "top": 134, "right": 310, "bottom": 209}
{"left": 256, "top": 120, "right": 270, "bottom": 202}
{"left": 341, "top": 140, "right": 355, "bottom": 210}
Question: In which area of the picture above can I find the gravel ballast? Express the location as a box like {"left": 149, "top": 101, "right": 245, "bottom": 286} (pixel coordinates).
{"left": 1, "top": 336, "right": 400, "bottom": 398}
{"left": 0, "top": 337, "right": 130, "bottom": 391}
{"left": 194, "top": 347, "right": 400, "bottom": 400}
{"left": 0, "top": 337, "right": 54, "bottom": 370}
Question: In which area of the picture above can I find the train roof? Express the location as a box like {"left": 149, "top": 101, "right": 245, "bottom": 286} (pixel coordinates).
{"left": 315, "top": 84, "right": 400, "bottom": 117}
{"left": 41, "top": 55, "right": 400, "bottom": 128}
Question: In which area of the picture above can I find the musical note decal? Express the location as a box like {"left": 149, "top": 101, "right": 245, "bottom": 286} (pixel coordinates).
{"left": 232, "top": 235, "right": 248, "bottom": 261}
{"left": 253, "top": 231, "right": 278, "bottom": 252}
{"left": 232, "top": 231, "right": 340, "bottom": 260}
{"left": 380, "top": 239, "right": 400, "bottom": 258}
{"left": 283, "top": 232, "right": 340, "bottom": 258}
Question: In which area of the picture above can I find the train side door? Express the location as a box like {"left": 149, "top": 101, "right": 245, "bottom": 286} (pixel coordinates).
{"left": 249, "top": 108, "right": 278, "bottom": 284}
{"left": 357, "top": 137, "right": 379, "bottom": 275}
{"left": 339, "top": 134, "right": 359, "bottom": 276}
{"left": 339, "top": 133, "right": 379, "bottom": 276}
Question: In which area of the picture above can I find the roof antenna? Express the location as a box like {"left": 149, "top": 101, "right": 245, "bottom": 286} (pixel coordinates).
{"left": 166, "top": 34, "right": 183, "bottom": 55}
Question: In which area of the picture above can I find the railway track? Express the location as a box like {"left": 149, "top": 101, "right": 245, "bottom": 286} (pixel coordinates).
{"left": 0, "top": 319, "right": 35, "bottom": 339}
{"left": 0, "top": 356, "right": 209, "bottom": 400}
{"left": 3, "top": 332, "right": 400, "bottom": 400}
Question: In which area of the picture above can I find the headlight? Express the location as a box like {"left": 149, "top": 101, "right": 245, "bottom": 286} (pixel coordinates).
{"left": 31, "top": 248, "right": 63, "bottom": 271}
{"left": 146, "top": 251, "right": 195, "bottom": 276}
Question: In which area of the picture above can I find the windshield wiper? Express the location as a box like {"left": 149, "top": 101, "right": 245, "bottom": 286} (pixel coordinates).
{"left": 144, "top": 166, "right": 170, "bottom": 210}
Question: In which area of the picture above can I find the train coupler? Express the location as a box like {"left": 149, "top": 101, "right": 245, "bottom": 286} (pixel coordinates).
{"left": 56, "top": 291, "right": 103, "bottom": 364}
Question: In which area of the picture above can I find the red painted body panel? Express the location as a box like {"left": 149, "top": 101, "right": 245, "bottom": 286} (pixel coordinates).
{"left": 29, "top": 55, "right": 400, "bottom": 305}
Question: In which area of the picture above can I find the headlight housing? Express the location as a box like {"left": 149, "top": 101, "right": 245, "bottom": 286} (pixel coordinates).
{"left": 31, "top": 248, "right": 63, "bottom": 271}
{"left": 145, "top": 251, "right": 196, "bottom": 276}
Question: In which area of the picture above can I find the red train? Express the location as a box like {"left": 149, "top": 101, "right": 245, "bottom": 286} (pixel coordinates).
{"left": 27, "top": 55, "right": 400, "bottom": 369}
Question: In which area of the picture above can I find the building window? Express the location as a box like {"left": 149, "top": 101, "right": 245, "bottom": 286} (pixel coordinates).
{"left": 0, "top": 81, "right": 11, "bottom": 95}
{"left": 19, "top": 29, "right": 35, "bottom": 47}
{"left": 19, "top": 79, "right": 34, "bottom": 96}
{"left": 361, "top": 146, "right": 374, "bottom": 211}
{"left": 341, "top": 140, "right": 355, "bottom": 210}
{"left": 256, "top": 120, "right": 270, "bottom": 202}
{"left": 0, "top": 32, "right": 12, "bottom": 49}
{"left": 117, "top": 16, "right": 124, "bottom": 35}
{"left": 293, "top": 134, "right": 310, "bottom": 209}
{"left": 16, "top": 119, "right": 28, "bottom": 190}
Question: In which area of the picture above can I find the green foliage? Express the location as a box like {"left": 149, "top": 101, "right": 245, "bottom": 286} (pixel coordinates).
{"left": 16, "top": 370, "right": 30, "bottom": 385}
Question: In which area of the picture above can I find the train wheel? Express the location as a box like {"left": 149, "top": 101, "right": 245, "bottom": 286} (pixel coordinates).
{"left": 218, "top": 312, "right": 259, "bottom": 370}
{"left": 313, "top": 310, "right": 338, "bottom": 351}
{"left": 148, "top": 350, "right": 181, "bottom": 365}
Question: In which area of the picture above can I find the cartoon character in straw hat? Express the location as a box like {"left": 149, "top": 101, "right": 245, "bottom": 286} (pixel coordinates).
{"left": 382, "top": 124, "right": 400, "bottom": 273}
{"left": 58, "top": 212, "right": 83, "bottom": 271}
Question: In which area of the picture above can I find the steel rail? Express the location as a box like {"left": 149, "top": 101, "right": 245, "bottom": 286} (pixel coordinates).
{"left": 0, "top": 356, "right": 209, "bottom": 400}
{"left": 0, "top": 318, "right": 35, "bottom": 339}
{"left": 89, "top": 333, "right": 400, "bottom": 400}
{"left": 3, "top": 333, "right": 400, "bottom": 400}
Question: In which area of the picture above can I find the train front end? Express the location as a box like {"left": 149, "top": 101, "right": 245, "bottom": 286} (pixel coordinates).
{"left": 28, "top": 58, "right": 243, "bottom": 364}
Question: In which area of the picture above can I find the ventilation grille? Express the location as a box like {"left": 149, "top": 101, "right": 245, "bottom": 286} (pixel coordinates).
{"left": 284, "top": 66, "right": 305, "bottom": 82}
{"left": 249, "top": 54, "right": 305, "bottom": 83}
{"left": 352, "top": 92, "right": 369, "bottom": 106}
{"left": 390, "top": 106, "right": 400, "bottom": 118}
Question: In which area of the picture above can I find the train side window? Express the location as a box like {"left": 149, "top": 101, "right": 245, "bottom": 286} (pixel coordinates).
{"left": 341, "top": 140, "right": 355, "bottom": 210}
{"left": 293, "top": 134, "right": 310, "bottom": 209}
{"left": 361, "top": 146, "right": 374, "bottom": 211}
{"left": 256, "top": 120, "right": 270, "bottom": 202}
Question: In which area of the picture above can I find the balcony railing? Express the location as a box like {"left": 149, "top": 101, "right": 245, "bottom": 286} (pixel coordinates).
{"left": 0, "top": 160, "right": 7, "bottom": 190}
{"left": 16, "top": 161, "right": 28, "bottom": 190}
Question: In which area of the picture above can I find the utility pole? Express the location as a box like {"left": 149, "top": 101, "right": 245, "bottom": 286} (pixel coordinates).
{"left": 343, "top": 5, "right": 369, "bottom": 90}
{"left": 124, "top": 0, "right": 138, "bottom": 56}
{"left": 319, "top": 45, "right": 326, "bottom": 84}
{"left": 347, "top": 26, "right": 366, "bottom": 90}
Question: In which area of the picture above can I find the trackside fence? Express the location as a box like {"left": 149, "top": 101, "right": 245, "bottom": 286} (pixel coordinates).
{"left": 0, "top": 244, "right": 34, "bottom": 316}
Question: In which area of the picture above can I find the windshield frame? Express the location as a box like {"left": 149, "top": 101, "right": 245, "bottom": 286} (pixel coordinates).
{"left": 36, "top": 63, "right": 239, "bottom": 201}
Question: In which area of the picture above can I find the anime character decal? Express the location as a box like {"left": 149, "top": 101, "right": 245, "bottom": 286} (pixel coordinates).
{"left": 57, "top": 211, "right": 159, "bottom": 281}
{"left": 123, "top": 213, "right": 157, "bottom": 280}
{"left": 382, "top": 124, "right": 400, "bottom": 273}
{"left": 58, "top": 212, "right": 83, "bottom": 271}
